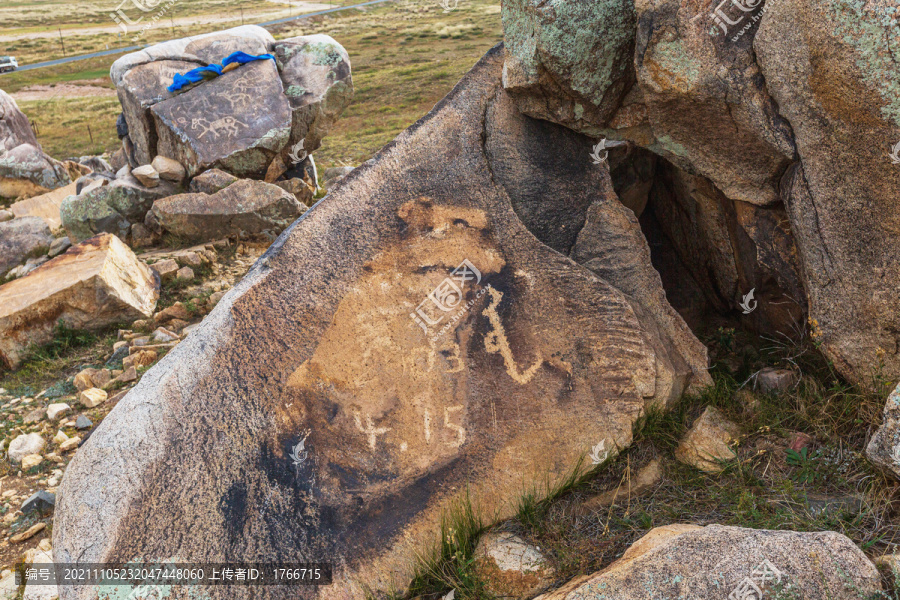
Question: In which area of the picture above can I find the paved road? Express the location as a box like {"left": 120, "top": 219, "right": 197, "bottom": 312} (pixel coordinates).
{"left": 12, "top": 45, "right": 144, "bottom": 72}
{"left": 6, "top": 0, "right": 393, "bottom": 74}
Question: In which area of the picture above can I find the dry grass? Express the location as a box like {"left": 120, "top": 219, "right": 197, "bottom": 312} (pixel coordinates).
{"left": 406, "top": 322, "right": 900, "bottom": 600}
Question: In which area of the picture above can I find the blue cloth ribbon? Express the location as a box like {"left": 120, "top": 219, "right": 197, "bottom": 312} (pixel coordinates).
{"left": 167, "top": 51, "right": 275, "bottom": 92}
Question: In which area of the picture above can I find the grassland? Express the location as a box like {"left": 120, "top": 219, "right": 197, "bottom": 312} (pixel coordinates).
{"left": 0, "top": 0, "right": 503, "bottom": 166}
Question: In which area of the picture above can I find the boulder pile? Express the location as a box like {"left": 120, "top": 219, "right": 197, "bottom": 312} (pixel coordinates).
{"left": 0, "top": 90, "right": 87, "bottom": 199}
{"left": 110, "top": 26, "right": 352, "bottom": 179}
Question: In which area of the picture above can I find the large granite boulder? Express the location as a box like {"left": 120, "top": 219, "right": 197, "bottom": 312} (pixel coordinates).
{"left": 0, "top": 143, "right": 75, "bottom": 200}
{"left": 0, "top": 233, "right": 158, "bottom": 370}
{"left": 54, "top": 46, "right": 708, "bottom": 599}
{"left": 272, "top": 35, "right": 354, "bottom": 173}
{"left": 499, "top": 0, "right": 900, "bottom": 386}
{"left": 110, "top": 26, "right": 352, "bottom": 179}
{"left": 0, "top": 89, "right": 39, "bottom": 153}
{"left": 60, "top": 174, "right": 178, "bottom": 243}
{"left": 0, "top": 216, "right": 53, "bottom": 278}
{"left": 756, "top": 1, "right": 900, "bottom": 385}
{"left": 150, "top": 178, "right": 305, "bottom": 241}
{"left": 539, "top": 524, "right": 880, "bottom": 600}
{"left": 866, "top": 382, "right": 900, "bottom": 479}
{"left": 0, "top": 90, "right": 78, "bottom": 199}
{"left": 110, "top": 25, "right": 275, "bottom": 166}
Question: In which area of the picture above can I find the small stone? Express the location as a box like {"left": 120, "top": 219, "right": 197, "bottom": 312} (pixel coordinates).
{"left": 130, "top": 336, "right": 150, "bottom": 347}
{"left": 124, "top": 349, "right": 157, "bottom": 369}
{"left": 9, "top": 522, "right": 46, "bottom": 543}
{"left": 75, "top": 415, "right": 93, "bottom": 430}
{"left": 130, "top": 222, "right": 156, "bottom": 248}
{"left": 0, "top": 570, "right": 13, "bottom": 599}
{"left": 59, "top": 437, "right": 82, "bottom": 453}
{"left": 45, "top": 453, "right": 63, "bottom": 464}
{"left": 803, "top": 492, "right": 863, "bottom": 517}
{"left": 674, "top": 406, "right": 740, "bottom": 473}
{"left": 47, "top": 236, "right": 71, "bottom": 258}
{"left": 20, "top": 491, "right": 55, "bottom": 515}
{"left": 72, "top": 369, "right": 95, "bottom": 392}
{"left": 207, "top": 291, "right": 225, "bottom": 308}
{"left": 37, "top": 538, "right": 51, "bottom": 552}
{"left": 756, "top": 367, "right": 798, "bottom": 394}
{"left": 539, "top": 524, "right": 880, "bottom": 599}
{"left": 23, "top": 409, "right": 44, "bottom": 425}
{"left": 167, "top": 318, "right": 190, "bottom": 332}
{"left": 105, "top": 345, "right": 130, "bottom": 369}
{"left": 78, "top": 388, "right": 107, "bottom": 408}
{"left": 20, "top": 454, "right": 43, "bottom": 470}
{"left": 151, "top": 258, "right": 179, "bottom": 281}
{"left": 788, "top": 431, "right": 813, "bottom": 453}
{"left": 472, "top": 532, "right": 555, "bottom": 599}
{"left": 8, "top": 433, "right": 45, "bottom": 463}
{"left": 151, "top": 327, "right": 179, "bottom": 343}
{"left": 53, "top": 430, "right": 69, "bottom": 445}
{"left": 46, "top": 403, "right": 70, "bottom": 421}
{"left": 0, "top": 210, "right": 12, "bottom": 223}
{"left": 180, "top": 252, "right": 202, "bottom": 267}
{"left": 113, "top": 366, "right": 137, "bottom": 384}
{"left": 176, "top": 266, "right": 194, "bottom": 281}
{"left": 154, "top": 302, "right": 190, "bottom": 323}
{"left": 132, "top": 164, "right": 160, "bottom": 188}
{"left": 151, "top": 155, "right": 186, "bottom": 182}
{"left": 113, "top": 341, "right": 128, "bottom": 352}
{"left": 876, "top": 553, "right": 900, "bottom": 578}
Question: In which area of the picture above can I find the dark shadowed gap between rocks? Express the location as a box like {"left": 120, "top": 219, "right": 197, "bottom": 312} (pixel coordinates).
{"left": 612, "top": 147, "right": 807, "bottom": 342}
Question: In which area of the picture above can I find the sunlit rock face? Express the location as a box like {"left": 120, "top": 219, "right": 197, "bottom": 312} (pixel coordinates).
{"left": 54, "top": 45, "right": 709, "bottom": 600}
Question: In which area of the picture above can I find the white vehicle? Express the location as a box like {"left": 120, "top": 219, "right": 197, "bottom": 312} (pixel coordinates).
{"left": 0, "top": 56, "right": 19, "bottom": 73}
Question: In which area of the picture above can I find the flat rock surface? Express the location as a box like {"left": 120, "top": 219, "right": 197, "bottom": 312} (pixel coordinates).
{"left": 9, "top": 182, "right": 78, "bottom": 231}
{"left": 0, "top": 89, "right": 39, "bottom": 153}
{"left": 0, "top": 233, "right": 158, "bottom": 369}
{"left": 54, "top": 46, "right": 706, "bottom": 599}
{"left": 151, "top": 59, "right": 292, "bottom": 178}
